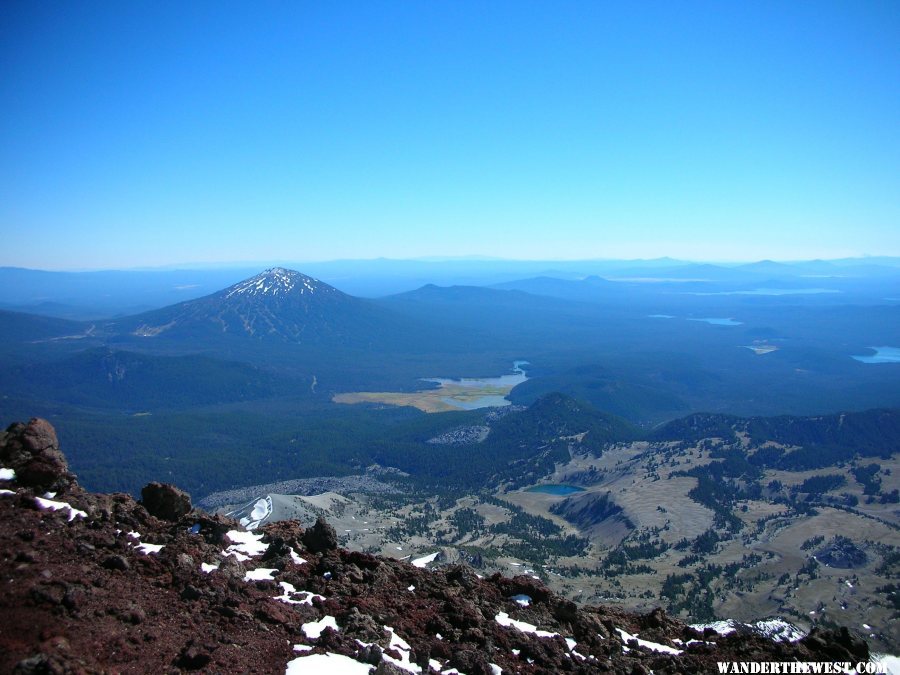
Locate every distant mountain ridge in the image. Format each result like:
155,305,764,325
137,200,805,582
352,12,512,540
3,256,899,319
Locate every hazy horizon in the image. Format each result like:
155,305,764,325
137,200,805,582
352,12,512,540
6,252,900,275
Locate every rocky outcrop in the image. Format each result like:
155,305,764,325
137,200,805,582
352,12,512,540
301,515,338,553
141,482,192,521
0,418,77,493
0,419,880,674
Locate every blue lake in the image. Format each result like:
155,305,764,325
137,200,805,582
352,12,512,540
852,347,900,364
689,317,743,326
441,394,511,410
526,484,585,496
423,360,530,410
687,288,839,296
424,360,529,390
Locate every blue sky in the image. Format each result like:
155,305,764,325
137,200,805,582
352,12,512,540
2,2,898,269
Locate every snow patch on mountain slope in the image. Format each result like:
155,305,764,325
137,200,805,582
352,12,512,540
412,551,440,568
240,496,272,530
691,618,805,642
225,268,327,299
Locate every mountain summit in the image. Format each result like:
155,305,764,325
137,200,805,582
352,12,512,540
223,267,333,300
110,268,369,343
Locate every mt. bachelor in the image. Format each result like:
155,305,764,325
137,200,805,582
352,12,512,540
107,268,375,344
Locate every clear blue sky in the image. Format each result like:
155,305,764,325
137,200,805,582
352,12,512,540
2,1,898,269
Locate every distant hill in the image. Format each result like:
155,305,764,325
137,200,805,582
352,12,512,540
490,275,619,302
0,309,86,344
650,408,900,468
508,363,690,423
380,280,609,322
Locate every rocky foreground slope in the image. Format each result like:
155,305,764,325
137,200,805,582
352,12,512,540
0,419,876,674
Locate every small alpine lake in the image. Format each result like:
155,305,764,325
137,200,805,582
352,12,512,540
852,347,900,364
525,484,585,496
689,317,743,326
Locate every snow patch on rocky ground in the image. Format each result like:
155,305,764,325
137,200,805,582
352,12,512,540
382,625,421,673
616,628,682,655
34,496,86,521
135,541,164,554
243,567,277,581
301,615,339,640
275,582,323,606
120,530,164,555
224,529,268,560
495,611,559,638
284,652,370,675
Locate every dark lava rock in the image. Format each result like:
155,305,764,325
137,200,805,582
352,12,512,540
141,482,192,521
343,606,386,642
261,535,293,562
359,643,383,665
449,648,493,675
217,554,246,580
102,554,130,572
175,642,212,670
13,653,66,675
187,512,238,545
0,419,76,494
181,584,203,601
445,563,481,591
499,573,553,605
301,516,338,553
802,627,869,661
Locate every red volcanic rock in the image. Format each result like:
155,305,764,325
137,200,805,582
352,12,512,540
1,418,77,493
141,481,192,521
0,418,877,674
301,515,338,553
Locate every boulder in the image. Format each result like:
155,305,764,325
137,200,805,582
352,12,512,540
140,482,192,521
0,419,76,493
301,516,338,553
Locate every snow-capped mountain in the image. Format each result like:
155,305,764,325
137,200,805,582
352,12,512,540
107,268,375,343
223,268,333,300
